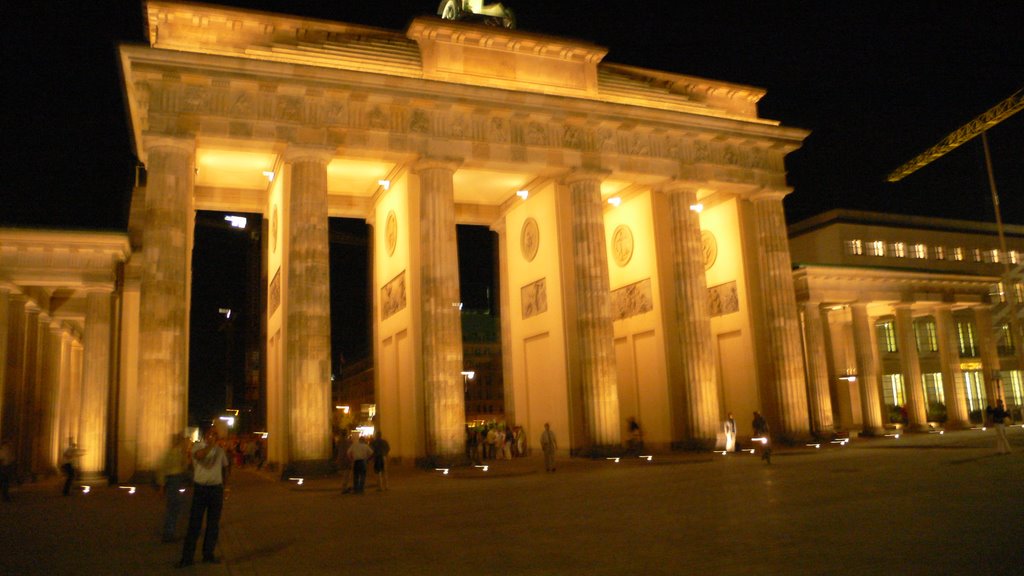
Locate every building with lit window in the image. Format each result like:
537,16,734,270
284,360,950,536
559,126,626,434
790,210,1024,432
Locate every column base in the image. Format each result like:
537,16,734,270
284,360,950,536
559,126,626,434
281,459,336,479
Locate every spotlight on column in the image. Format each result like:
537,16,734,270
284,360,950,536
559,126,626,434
805,443,821,449
639,455,653,461
224,215,247,229
516,190,529,200
607,197,622,207
218,308,232,319
884,433,900,439
689,203,703,213
378,179,391,190
81,486,91,494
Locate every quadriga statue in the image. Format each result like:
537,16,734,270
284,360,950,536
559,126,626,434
437,0,516,29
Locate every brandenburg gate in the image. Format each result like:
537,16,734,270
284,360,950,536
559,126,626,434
24,1,818,479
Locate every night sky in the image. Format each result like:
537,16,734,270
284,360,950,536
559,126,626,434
2,1,1021,420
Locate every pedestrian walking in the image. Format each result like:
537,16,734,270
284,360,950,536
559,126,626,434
724,413,737,453
752,411,771,464
0,441,14,502
178,424,230,567
347,435,374,494
370,431,390,491
986,399,1013,455
60,438,83,496
158,434,191,542
540,423,557,472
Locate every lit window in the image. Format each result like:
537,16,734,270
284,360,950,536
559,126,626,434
910,244,927,259
997,323,1015,356
957,320,977,357
914,318,938,353
877,320,897,353
984,248,1000,263
952,247,964,261
867,240,885,257
882,374,906,409
933,246,946,260
972,248,982,262
845,239,864,256
889,242,906,258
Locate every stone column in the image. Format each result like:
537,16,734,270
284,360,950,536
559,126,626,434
413,159,466,460
934,305,968,428
897,303,929,428
972,305,1002,403
80,289,113,479
492,220,516,426
0,286,8,437
894,304,927,430
54,328,74,469
67,340,85,454
19,303,40,479
564,171,620,448
36,322,63,471
850,303,885,435
2,296,27,447
750,191,810,440
137,136,194,472
283,148,333,465
800,301,835,436
664,185,719,443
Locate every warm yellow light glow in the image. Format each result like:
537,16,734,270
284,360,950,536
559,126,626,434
689,203,703,213
752,437,768,444
461,371,475,380
288,477,304,485
517,190,529,200
606,457,620,463
356,425,375,437
82,486,91,494
378,179,391,190
219,416,235,427
608,197,622,207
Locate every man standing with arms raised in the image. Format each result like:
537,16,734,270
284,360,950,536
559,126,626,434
178,424,230,567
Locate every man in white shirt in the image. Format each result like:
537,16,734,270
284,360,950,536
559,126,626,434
178,425,230,568
346,436,374,494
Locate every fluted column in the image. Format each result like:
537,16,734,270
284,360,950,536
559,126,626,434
894,304,927,430
800,301,835,436
80,289,113,478
850,303,885,435
664,185,719,443
284,148,333,463
137,136,194,471
36,322,63,470
413,159,467,460
0,287,8,437
564,172,620,448
934,305,968,428
2,296,27,449
54,328,74,469
67,340,84,452
18,304,40,479
750,191,810,440
972,305,1002,403
493,220,516,426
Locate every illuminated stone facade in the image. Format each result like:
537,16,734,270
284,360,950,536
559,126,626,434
790,210,1024,433
2,1,829,480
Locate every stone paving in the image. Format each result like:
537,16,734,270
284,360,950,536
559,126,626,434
2,428,1022,576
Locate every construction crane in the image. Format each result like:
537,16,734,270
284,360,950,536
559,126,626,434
887,88,1023,182
887,88,1024,404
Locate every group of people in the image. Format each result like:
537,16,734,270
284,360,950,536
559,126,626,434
337,430,391,494
465,424,525,463
723,411,771,463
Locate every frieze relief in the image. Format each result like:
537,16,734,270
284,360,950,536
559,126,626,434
521,278,547,319
141,78,785,174
381,271,406,320
611,278,653,321
708,281,739,317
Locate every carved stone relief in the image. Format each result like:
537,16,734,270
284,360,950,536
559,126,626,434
521,218,539,262
521,278,547,319
701,230,717,270
385,211,398,257
269,268,281,315
708,281,739,317
611,225,634,267
381,271,406,320
611,278,653,321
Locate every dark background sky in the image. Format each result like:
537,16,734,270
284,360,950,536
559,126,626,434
2,1,1021,422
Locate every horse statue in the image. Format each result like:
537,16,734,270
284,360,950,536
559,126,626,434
437,0,516,29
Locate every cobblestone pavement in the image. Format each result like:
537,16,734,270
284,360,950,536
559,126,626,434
2,428,1022,575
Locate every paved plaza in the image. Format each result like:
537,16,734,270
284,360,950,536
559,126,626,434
2,428,1022,576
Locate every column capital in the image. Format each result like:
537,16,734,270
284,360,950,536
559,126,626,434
282,145,335,164
141,134,195,162
748,187,792,203
655,178,703,195
560,168,610,186
411,156,462,174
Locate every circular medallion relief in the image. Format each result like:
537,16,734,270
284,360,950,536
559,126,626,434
701,230,718,270
385,211,398,257
611,225,634,267
270,205,279,255
520,218,539,262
